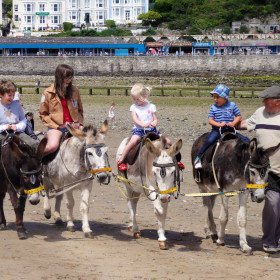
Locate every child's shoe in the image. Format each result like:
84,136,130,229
194,157,202,169
177,162,185,170
117,160,127,171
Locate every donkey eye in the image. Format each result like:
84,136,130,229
250,170,256,176
87,152,93,156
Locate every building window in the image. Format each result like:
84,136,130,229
84,0,90,8
125,11,130,20
52,3,60,12
134,0,141,3
70,0,77,8
114,8,120,17
15,15,19,21
14,5,18,12
113,0,120,3
69,11,77,20
96,11,104,20
24,4,32,12
51,15,60,24
96,0,103,8
125,0,130,4
25,15,32,23
40,16,45,24
39,4,45,12
135,8,142,16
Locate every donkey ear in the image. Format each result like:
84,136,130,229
9,141,26,161
144,138,161,157
167,139,183,157
265,142,280,157
67,124,86,139
249,138,257,158
100,119,109,135
36,137,48,159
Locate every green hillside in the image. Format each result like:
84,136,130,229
151,0,280,30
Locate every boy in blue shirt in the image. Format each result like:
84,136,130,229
194,84,249,169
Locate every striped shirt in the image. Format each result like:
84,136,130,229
208,101,241,127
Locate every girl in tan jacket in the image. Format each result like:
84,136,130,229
39,64,84,156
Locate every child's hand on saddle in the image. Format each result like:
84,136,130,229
227,122,235,127
219,122,227,127
71,122,80,129
6,124,17,131
150,121,157,127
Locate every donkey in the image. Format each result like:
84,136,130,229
0,135,47,239
43,121,111,238
116,135,182,250
191,133,279,254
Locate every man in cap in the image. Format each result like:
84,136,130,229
238,85,280,253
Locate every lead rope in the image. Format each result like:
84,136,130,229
212,141,223,192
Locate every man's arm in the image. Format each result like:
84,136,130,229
236,119,247,130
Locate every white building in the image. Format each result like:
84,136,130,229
0,0,2,26
12,0,149,31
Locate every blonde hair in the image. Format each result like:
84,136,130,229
130,83,151,103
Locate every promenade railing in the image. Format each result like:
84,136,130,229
18,85,265,98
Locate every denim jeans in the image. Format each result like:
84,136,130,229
197,127,250,158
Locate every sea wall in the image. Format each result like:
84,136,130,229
0,55,279,76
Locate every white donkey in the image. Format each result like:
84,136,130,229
116,135,182,249
43,121,111,238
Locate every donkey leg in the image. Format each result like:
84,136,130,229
79,184,93,238
238,191,252,254
43,195,51,219
8,188,27,239
126,186,140,238
54,194,64,225
0,192,7,230
203,196,218,242
65,190,76,233
217,196,229,246
153,198,169,250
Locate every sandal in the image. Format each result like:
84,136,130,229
117,161,127,171
177,162,185,170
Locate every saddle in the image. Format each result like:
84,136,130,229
42,132,72,165
123,132,160,166
123,132,182,166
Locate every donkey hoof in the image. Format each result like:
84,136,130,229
84,232,94,238
128,226,133,232
0,224,7,230
67,226,75,232
17,229,27,240
44,210,51,220
133,232,141,239
211,234,218,243
158,241,168,250
241,247,253,255
55,219,63,226
216,241,225,246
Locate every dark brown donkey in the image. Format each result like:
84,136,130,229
0,135,47,239
191,133,279,254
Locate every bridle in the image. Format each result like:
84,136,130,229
83,142,111,185
138,138,180,201
245,160,270,190
152,161,180,198
59,141,111,185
